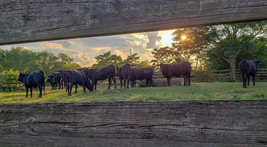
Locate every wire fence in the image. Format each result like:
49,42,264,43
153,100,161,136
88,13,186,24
153,69,267,82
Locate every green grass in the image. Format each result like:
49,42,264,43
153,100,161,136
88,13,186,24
0,82,267,103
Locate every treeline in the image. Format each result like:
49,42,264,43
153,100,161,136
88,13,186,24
0,47,81,75
0,47,153,77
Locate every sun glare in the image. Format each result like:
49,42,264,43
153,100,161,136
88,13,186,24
158,30,176,47
155,41,161,46
181,35,187,40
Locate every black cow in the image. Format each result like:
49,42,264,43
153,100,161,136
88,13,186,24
117,64,131,89
46,75,56,90
46,72,64,90
129,68,154,87
18,70,46,98
68,70,93,96
53,72,64,90
160,62,191,86
91,65,116,90
78,68,97,81
60,70,72,93
239,59,261,88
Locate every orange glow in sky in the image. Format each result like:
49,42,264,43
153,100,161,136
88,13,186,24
181,35,187,40
158,30,176,47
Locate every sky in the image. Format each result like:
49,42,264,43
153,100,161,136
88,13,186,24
0,29,176,67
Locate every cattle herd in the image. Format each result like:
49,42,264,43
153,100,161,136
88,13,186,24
18,59,260,98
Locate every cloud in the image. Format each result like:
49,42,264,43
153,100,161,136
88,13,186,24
145,32,161,49
52,40,71,48
0,30,170,67
114,49,128,59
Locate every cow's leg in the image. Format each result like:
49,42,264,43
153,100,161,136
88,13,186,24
95,81,97,90
253,75,256,86
108,78,112,89
243,74,247,88
247,75,250,86
92,79,97,90
30,87,33,97
146,79,149,87
75,84,78,94
120,79,123,89
25,87,28,98
38,85,42,98
188,74,191,86
112,76,117,89
67,83,70,95
131,80,134,87
127,79,130,89
183,75,188,86
66,83,68,92
133,80,136,87
124,79,126,89
69,83,73,96
83,87,86,93
167,78,171,86
150,78,153,87
184,74,191,86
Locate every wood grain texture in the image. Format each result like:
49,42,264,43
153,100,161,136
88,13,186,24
1,101,267,146
1,0,267,45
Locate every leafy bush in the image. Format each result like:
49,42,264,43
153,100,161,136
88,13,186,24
0,69,22,92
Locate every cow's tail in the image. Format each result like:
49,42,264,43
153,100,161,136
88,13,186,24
126,64,131,78
112,65,117,77
40,70,46,91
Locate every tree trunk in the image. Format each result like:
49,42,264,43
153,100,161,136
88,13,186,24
229,57,236,81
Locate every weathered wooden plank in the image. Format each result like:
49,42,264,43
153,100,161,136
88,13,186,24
1,0,267,45
1,101,267,146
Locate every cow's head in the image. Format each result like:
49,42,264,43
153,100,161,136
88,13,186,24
116,66,120,76
46,75,54,83
160,63,167,72
85,78,94,92
255,60,261,65
18,73,25,82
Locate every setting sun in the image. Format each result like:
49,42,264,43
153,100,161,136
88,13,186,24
181,35,187,40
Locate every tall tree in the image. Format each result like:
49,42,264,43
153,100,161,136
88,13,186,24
151,46,181,69
92,51,122,68
207,22,267,80
121,53,140,67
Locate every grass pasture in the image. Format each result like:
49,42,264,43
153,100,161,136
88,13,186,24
0,82,267,103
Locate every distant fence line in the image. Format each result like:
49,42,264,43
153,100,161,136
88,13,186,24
153,68,267,82
0,75,23,91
